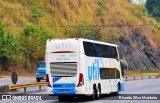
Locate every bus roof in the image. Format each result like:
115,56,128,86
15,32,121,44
47,38,118,47
80,38,118,47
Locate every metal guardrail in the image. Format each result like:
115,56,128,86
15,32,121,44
124,73,160,81
8,73,160,93
8,82,46,93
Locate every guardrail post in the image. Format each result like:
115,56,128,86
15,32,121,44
24,87,26,93
39,85,42,91
126,77,127,81
141,76,143,80
149,75,150,79
134,76,135,80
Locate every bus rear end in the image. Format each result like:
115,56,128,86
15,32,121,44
46,38,83,96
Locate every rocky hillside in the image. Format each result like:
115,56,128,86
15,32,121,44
0,0,160,71
118,31,160,70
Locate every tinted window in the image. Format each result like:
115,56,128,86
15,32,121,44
83,41,98,57
120,61,124,77
100,68,107,79
110,68,115,79
110,46,117,58
118,47,123,59
83,41,118,60
100,68,120,79
39,62,46,67
116,69,120,79
95,44,108,57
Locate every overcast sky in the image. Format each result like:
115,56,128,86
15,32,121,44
132,0,146,4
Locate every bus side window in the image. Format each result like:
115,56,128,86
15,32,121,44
83,41,98,57
120,61,124,77
106,46,110,58
106,68,110,79
115,52,119,61
100,68,107,79
110,46,119,60
116,69,120,78
110,68,115,79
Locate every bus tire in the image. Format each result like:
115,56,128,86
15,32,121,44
36,78,41,82
115,84,120,95
58,96,65,101
95,85,101,100
89,86,96,100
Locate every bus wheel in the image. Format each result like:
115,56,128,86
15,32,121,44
36,78,41,82
58,96,65,101
89,86,96,100
115,84,120,95
96,86,101,100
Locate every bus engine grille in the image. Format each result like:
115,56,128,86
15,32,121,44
50,62,77,77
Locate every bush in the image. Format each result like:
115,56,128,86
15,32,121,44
31,6,44,18
20,24,50,69
145,0,160,17
0,22,17,71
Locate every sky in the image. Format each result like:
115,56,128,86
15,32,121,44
132,0,146,4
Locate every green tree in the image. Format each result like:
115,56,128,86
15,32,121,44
20,24,50,69
145,0,160,17
0,22,17,71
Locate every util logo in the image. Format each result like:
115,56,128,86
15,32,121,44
55,41,71,49
88,59,100,81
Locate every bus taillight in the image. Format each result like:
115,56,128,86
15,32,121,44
77,73,84,87
46,74,51,87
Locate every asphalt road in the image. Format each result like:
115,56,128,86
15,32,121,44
0,75,156,86
0,77,160,103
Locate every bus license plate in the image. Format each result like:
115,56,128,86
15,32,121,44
62,90,67,92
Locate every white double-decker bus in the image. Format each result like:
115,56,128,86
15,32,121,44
46,38,126,101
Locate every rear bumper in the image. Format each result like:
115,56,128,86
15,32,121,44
46,85,92,96
36,75,46,79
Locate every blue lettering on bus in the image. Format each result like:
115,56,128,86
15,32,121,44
55,41,71,49
88,58,100,81
88,67,92,80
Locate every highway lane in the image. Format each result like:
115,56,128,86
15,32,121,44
0,75,156,86
0,75,157,92
1,78,160,103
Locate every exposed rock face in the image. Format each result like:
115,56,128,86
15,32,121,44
118,33,160,70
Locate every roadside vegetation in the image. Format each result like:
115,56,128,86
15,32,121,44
0,0,160,75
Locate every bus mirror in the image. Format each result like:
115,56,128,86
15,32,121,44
120,60,128,70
